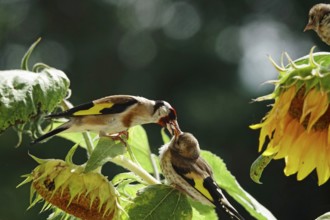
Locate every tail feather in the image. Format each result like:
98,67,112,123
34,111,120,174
45,112,68,119
203,177,245,220
31,125,69,145
215,201,245,220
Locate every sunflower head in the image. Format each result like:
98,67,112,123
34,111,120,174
18,155,120,219
251,48,330,185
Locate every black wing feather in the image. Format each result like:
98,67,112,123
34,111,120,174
47,99,138,118
47,101,94,118
203,177,245,220
100,99,138,114
31,125,68,145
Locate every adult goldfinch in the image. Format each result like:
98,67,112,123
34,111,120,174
32,95,178,144
159,132,244,220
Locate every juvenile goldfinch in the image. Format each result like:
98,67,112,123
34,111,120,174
304,3,330,45
32,95,178,144
159,132,244,220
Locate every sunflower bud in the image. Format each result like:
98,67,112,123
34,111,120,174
18,156,120,219
251,48,330,185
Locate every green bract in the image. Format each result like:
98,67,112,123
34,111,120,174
257,48,330,102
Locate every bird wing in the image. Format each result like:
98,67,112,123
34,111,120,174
48,95,139,118
173,157,244,220
172,159,216,203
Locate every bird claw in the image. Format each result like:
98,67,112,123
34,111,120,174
100,130,129,146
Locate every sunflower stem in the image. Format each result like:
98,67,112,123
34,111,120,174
82,132,94,157
150,153,160,181
126,143,139,164
110,155,160,185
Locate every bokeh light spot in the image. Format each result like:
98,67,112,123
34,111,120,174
238,19,313,95
162,2,201,40
118,31,157,69
215,26,242,64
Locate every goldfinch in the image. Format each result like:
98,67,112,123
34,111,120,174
32,95,178,144
159,132,244,220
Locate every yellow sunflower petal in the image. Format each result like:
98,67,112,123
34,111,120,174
274,117,303,159
327,124,330,145
257,125,268,152
263,141,280,156
252,51,330,185
284,155,299,176
263,116,292,156
257,119,277,152
316,140,330,185
301,89,329,132
276,86,297,119
284,131,312,176
296,132,322,180
327,146,330,175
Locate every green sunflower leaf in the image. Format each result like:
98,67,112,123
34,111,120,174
126,184,192,220
112,172,146,209
200,150,276,220
161,128,171,144
84,137,126,173
316,212,330,220
127,126,154,173
190,199,217,220
0,39,70,136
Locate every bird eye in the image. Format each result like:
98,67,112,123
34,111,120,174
168,109,177,120
311,15,315,21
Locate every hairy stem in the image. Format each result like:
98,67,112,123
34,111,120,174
111,155,160,185
82,132,94,157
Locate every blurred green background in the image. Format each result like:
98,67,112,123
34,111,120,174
0,0,329,219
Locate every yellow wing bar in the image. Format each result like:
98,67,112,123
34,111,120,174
73,102,114,116
185,172,213,201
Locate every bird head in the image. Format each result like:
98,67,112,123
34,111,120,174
154,100,182,136
304,3,330,32
170,132,200,161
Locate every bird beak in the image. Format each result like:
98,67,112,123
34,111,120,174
304,22,313,32
167,120,182,137
159,117,182,137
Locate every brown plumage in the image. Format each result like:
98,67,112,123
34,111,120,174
159,133,244,220
305,3,330,45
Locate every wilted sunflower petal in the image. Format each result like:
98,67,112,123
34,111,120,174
18,158,120,220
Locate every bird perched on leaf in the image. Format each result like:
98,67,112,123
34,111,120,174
159,132,244,220
32,95,178,144
304,3,330,45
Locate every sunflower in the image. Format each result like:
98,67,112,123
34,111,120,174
18,154,120,220
251,48,330,185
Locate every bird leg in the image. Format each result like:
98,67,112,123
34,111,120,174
99,130,129,146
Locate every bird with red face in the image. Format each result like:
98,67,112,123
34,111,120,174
32,95,179,144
